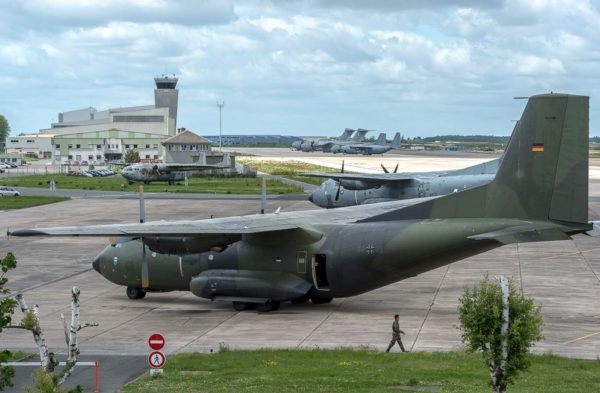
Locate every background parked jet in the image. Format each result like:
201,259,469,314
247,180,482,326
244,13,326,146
291,128,355,151
12,94,592,313
304,157,500,208
328,128,370,153
336,132,402,155
121,162,224,185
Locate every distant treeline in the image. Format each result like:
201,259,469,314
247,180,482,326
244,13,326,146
408,135,600,143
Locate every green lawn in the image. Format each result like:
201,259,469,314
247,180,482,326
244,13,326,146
123,349,600,393
0,175,303,195
237,159,342,186
0,196,70,210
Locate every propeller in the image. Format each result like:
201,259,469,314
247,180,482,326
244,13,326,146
381,163,399,173
139,185,149,289
334,160,345,202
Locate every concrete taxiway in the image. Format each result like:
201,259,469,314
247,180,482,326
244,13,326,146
1,152,599,390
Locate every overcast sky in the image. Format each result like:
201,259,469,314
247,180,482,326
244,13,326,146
1,0,599,137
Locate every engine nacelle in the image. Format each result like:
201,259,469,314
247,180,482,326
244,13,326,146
144,235,240,255
339,180,378,190
190,269,312,302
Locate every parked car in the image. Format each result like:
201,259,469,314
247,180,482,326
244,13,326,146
81,161,89,166
0,186,20,196
68,170,93,177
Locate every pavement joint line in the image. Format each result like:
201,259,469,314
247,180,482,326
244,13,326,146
172,308,241,353
2,267,93,299
536,246,600,261
561,330,600,345
79,290,191,346
296,299,346,348
410,264,450,352
575,242,600,284
546,323,600,331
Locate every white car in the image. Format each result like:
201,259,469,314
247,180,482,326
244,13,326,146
0,186,20,196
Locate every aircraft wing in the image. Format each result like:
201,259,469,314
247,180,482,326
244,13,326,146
10,217,302,237
161,164,225,173
300,172,414,182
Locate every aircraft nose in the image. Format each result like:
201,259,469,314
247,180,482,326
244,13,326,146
308,193,314,203
92,254,101,273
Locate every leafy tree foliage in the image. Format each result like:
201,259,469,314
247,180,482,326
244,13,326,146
124,149,140,163
0,253,18,390
458,275,543,393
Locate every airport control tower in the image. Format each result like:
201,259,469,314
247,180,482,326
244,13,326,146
154,75,179,135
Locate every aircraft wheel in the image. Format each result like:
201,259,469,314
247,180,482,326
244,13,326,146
126,287,146,299
232,301,253,311
256,301,280,312
311,297,332,304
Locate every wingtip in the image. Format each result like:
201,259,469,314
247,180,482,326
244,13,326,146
8,229,48,237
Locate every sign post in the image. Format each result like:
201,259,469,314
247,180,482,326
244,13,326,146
148,333,166,376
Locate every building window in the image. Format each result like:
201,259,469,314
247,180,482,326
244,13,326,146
96,155,102,160
181,145,188,151
76,144,80,148
68,155,72,160
97,144,101,149
145,144,150,148
88,155,93,160
133,144,138,148
153,144,158,148
55,144,60,148
125,144,130,149
153,155,158,159
191,145,197,151
68,144,73,148
167,145,172,151
10,139,18,143
145,155,150,159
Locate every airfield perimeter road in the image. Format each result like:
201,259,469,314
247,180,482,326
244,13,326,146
1,150,599,391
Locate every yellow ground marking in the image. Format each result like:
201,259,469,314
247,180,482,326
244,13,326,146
561,331,600,345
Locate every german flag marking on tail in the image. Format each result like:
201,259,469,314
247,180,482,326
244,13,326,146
531,143,544,152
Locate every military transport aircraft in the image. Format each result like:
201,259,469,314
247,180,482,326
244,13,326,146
334,132,402,155
305,157,500,208
291,128,356,152
120,162,224,185
11,94,594,313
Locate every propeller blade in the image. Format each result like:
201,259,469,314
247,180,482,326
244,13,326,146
139,185,145,223
141,240,149,289
341,160,345,174
381,164,389,173
335,182,342,201
393,163,399,173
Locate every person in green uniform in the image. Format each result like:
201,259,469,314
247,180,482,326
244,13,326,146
386,314,406,352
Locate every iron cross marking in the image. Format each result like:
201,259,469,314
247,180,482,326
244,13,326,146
365,243,376,255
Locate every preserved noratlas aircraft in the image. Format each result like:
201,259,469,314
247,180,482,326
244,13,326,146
305,157,500,208
120,162,224,185
12,94,594,312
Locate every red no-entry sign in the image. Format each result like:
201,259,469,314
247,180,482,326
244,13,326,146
148,333,165,350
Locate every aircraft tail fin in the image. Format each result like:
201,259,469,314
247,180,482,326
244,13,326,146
376,133,386,145
339,128,355,141
391,132,401,148
354,128,369,142
363,94,589,225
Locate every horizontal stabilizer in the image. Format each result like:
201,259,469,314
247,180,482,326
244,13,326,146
468,224,573,244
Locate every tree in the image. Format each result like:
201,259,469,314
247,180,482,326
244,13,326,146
0,115,9,146
124,149,140,163
458,275,543,393
0,252,18,390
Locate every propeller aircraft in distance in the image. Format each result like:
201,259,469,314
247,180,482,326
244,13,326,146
120,162,226,185
11,94,596,312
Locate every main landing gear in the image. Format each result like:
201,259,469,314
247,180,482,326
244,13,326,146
126,286,146,299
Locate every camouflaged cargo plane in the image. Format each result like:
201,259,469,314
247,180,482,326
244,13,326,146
12,93,595,312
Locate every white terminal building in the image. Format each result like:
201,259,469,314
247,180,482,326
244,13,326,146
6,76,180,163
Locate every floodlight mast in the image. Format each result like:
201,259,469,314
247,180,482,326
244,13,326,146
216,100,225,151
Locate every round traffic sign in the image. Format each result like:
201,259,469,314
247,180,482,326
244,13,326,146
148,351,166,368
148,333,165,350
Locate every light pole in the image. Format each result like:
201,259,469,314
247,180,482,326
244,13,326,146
216,100,224,151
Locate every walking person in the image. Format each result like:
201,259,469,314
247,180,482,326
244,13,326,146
386,314,406,352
